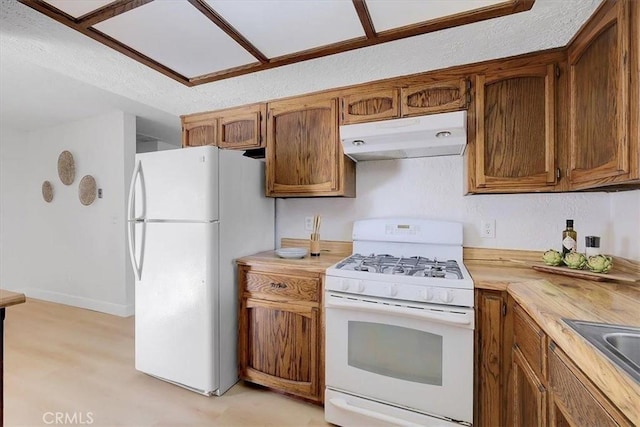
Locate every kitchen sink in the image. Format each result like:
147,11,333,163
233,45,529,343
563,319,640,383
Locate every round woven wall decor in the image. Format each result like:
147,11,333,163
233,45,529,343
42,180,53,203
78,175,97,206
57,150,75,185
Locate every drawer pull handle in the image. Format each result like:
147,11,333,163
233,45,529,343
270,282,287,289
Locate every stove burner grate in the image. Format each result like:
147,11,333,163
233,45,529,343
336,253,463,279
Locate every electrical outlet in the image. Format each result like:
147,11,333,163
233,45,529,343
305,216,314,231
481,219,496,238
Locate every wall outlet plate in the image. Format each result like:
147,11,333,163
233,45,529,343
305,216,314,231
481,219,496,238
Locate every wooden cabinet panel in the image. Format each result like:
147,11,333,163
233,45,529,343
181,113,217,148
401,78,469,116
340,88,400,124
473,63,558,192
548,343,632,427
241,298,320,400
474,290,512,427
238,265,324,403
266,95,355,197
244,271,319,302
218,103,266,150
513,346,547,427
513,304,547,380
568,0,637,189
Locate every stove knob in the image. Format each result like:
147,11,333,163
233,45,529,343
439,290,454,303
340,279,350,291
420,289,434,301
357,281,366,293
387,284,398,297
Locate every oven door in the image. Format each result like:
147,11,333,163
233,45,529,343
325,292,474,424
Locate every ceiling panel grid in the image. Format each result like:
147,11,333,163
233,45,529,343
21,0,536,86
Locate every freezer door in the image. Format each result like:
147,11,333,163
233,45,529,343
132,146,219,221
135,221,219,394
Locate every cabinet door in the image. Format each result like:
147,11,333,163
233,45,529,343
474,290,512,427
401,78,469,116
217,104,266,150
182,115,217,148
239,297,320,401
548,343,632,427
568,0,636,188
266,96,354,197
473,64,558,192
340,88,400,124
513,347,547,427
474,290,511,427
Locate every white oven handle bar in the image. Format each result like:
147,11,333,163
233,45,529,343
329,398,424,427
325,295,473,328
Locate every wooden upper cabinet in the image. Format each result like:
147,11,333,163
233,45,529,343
182,104,266,150
217,103,266,150
340,88,400,125
472,63,558,193
401,78,470,116
266,94,355,197
568,0,638,189
339,79,470,125
181,112,217,148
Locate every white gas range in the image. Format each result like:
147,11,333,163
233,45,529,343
324,218,474,427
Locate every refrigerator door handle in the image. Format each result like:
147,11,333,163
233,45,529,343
128,160,145,221
127,221,143,280
127,160,146,280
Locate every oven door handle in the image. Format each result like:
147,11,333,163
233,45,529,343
329,398,424,427
325,297,473,327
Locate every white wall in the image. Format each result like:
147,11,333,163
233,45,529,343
0,111,136,315
275,157,640,260
610,191,640,260
0,127,29,282
136,140,177,153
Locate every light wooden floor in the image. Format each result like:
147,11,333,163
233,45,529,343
4,299,329,426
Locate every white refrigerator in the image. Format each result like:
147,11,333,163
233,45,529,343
127,146,274,396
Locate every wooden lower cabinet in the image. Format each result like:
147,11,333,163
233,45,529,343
492,300,634,427
237,265,324,403
474,289,512,427
511,301,548,426
548,343,632,427
513,346,547,427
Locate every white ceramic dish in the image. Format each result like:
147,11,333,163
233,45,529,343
276,248,308,259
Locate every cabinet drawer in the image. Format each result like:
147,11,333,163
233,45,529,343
513,304,546,379
549,343,631,427
244,271,320,302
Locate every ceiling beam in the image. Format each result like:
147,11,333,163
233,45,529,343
77,0,154,28
352,0,376,39
187,0,268,64
374,0,535,41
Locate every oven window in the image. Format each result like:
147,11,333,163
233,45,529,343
348,321,443,385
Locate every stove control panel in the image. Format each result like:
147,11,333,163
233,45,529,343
327,275,474,308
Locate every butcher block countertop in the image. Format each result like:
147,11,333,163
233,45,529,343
467,260,640,426
236,250,345,273
0,289,26,308
236,238,352,273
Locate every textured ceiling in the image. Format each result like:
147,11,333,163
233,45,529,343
0,0,602,137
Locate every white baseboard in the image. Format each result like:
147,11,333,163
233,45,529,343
14,288,134,317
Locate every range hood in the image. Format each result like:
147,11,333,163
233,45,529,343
340,110,467,161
